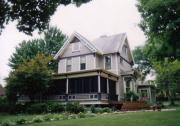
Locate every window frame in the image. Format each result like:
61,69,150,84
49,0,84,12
80,56,86,70
72,42,80,52
66,58,72,72
104,55,111,70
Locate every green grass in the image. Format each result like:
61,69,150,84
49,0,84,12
1,110,180,126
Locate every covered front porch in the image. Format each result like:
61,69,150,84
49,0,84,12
48,69,119,104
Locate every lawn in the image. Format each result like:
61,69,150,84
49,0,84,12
1,109,180,126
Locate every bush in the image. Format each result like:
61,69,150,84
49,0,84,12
43,114,52,121
85,112,96,117
90,105,96,113
1,121,15,126
15,118,27,124
78,112,85,118
26,103,48,114
66,102,84,114
62,113,69,120
102,107,112,113
32,116,44,123
48,102,65,113
125,91,139,101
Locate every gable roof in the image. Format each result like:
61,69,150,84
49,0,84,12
54,32,134,64
54,32,102,59
91,33,126,54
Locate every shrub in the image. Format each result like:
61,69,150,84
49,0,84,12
1,121,15,126
85,112,96,118
62,113,69,120
66,102,84,114
53,114,62,121
90,105,96,113
26,103,48,114
78,112,85,118
102,107,112,113
15,118,27,124
43,114,52,121
125,91,139,101
48,102,65,113
68,114,77,119
32,116,44,123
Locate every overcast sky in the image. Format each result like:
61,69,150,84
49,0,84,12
0,0,146,86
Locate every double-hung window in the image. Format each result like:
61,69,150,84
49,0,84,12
80,56,86,70
105,55,111,69
66,58,72,72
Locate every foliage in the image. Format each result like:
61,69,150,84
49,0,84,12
48,102,65,113
133,46,152,79
0,0,91,35
6,54,52,102
125,91,139,102
155,59,180,105
15,118,27,125
32,116,44,123
137,0,180,61
26,103,48,114
9,26,66,71
66,102,85,114
78,112,86,118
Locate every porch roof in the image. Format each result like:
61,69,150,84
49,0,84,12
53,69,119,81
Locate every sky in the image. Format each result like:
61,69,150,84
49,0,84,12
0,0,146,86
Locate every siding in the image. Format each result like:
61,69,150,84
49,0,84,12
62,41,92,58
58,59,66,73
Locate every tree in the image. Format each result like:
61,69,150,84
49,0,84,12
155,59,180,105
0,0,91,35
137,0,180,61
9,26,66,71
133,46,152,79
6,54,52,102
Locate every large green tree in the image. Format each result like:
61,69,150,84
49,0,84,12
137,0,180,61
155,59,180,104
9,26,66,71
133,46,152,79
0,0,91,35
6,54,52,102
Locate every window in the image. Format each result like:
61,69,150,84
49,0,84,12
80,56,86,70
72,42,80,52
126,80,131,92
105,55,111,69
66,58,72,72
123,45,128,54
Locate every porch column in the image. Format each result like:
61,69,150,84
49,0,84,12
148,87,152,103
98,74,101,93
66,78,69,101
107,78,109,94
66,78,69,94
98,73,101,100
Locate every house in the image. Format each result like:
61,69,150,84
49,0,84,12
48,32,138,105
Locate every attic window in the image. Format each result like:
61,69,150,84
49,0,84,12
123,45,128,54
72,42,80,52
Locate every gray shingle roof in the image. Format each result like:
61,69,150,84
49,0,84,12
91,33,126,54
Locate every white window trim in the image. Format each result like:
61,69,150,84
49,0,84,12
104,54,112,70
80,55,86,70
66,58,72,72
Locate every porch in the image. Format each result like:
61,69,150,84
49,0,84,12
48,69,119,104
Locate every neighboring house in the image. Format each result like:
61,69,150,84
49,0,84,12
137,80,156,103
0,85,5,97
49,32,137,105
